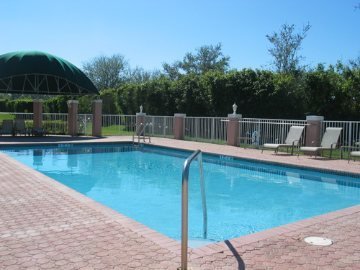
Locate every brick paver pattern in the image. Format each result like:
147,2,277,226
0,154,179,270
0,136,359,269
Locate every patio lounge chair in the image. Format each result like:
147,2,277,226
0,120,14,135
14,119,27,136
262,126,305,155
299,127,342,158
349,151,360,162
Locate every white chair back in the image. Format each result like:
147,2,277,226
320,127,342,148
284,126,305,146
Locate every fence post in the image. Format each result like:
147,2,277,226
152,116,155,135
305,115,324,146
92,100,102,137
348,122,352,148
174,113,186,140
67,100,78,136
33,100,43,129
163,117,166,137
211,118,215,141
227,113,242,146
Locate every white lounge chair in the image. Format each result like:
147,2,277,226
349,151,360,162
262,126,305,155
299,127,342,158
0,120,14,135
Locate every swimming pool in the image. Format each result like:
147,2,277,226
1,143,359,245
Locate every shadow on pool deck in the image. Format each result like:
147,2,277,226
225,240,246,270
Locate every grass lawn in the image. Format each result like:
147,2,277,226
0,113,15,121
101,124,134,136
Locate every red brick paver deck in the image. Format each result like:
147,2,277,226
0,136,359,269
0,153,180,270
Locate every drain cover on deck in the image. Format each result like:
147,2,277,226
304,236,333,246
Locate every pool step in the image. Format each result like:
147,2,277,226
189,238,216,248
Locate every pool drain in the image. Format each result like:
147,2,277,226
304,236,333,246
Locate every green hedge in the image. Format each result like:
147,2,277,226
1,63,359,120
0,118,67,135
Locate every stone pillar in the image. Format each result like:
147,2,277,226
305,115,324,146
174,113,186,140
92,100,102,137
67,100,79,136
33,100,43,129
136,113,146,136
227,114,242,146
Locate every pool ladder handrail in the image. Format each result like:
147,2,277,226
132,123,151,144
180,149,207,270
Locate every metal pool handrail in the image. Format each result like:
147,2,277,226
181,150,207,270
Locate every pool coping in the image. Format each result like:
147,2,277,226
1,140,359,178
146,143,360,178
1,139,360,262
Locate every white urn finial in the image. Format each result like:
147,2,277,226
232,103,237,115
140,105,143,113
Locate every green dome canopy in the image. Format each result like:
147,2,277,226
0,51,98,95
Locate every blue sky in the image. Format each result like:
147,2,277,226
1,0,359,71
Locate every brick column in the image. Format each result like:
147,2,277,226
227,114,242,146
92,100,102,137
305,115,324,146
67,100,78,136
174,113,186,140
33,100,43,129
136,113,146,136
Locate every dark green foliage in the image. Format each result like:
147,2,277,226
163,44,230,79
43,120,67,134
0,98,10,112
196,70,304,118
1,62,360,120
100,89,121,114
144,77,175,115
174,74,211,116
78,95,96,114
304,63,360,120
0,98,33,112
270,72,305,118
43,96,70,113
109,64,359,119
13,98,33,112
339,62,360,119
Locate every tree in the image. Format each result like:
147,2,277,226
267,23,311,73
83,54,128,90
162,62,182,80
100,89,121,114
349,55,360,69
163,43,230,79
126,67,161,83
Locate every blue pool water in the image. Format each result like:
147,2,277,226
1,143,359,244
